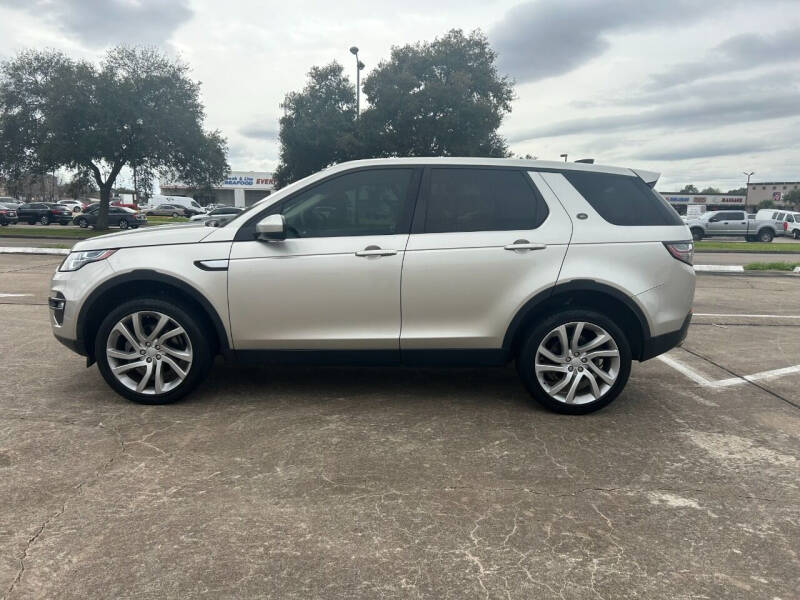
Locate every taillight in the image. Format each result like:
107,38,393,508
664,241,694,266
784,222,788,231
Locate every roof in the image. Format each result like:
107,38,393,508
323,157,659,183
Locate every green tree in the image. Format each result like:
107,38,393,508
0,47,228,229
700,186,721,194
783,189,800,209
679,184,699,193
758,199,775,209
361,29,513,158
273,62,359,188
726,187,746,195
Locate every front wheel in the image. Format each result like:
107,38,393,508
172,212,180,218
77,218,88,228
516,310,632,414
39,215,50,225
94,297,212,404
691,228,703,241
119,219,129,230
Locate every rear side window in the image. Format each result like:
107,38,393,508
563,171,683,226
424,169,548,233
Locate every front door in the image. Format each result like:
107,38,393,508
228,168,420,353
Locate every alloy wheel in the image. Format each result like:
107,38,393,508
106,311,193,395
534,321,620,405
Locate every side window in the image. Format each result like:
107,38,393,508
786,214,795,223
776,212,786,220
731,212,745,220
281,168,415,238
424,169,548,233
563,171,684,226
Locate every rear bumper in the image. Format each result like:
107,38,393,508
640,312,691,361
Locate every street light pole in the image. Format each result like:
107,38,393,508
743,170,754,212
560,153,568,162
349,46,364,118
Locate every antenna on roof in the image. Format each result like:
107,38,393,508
575,158,595,164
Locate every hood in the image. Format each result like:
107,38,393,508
72,223,214,252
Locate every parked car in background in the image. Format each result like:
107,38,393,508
50,157,695,414
74,205,146,229
17,202,73,225
111,200,139,211
189,206,242,223
59,199,88,213
144,204,193,217
687,209,780,242
754,209,793,237
0,202,19,225
0,196,23,206
785,212,800,239
146,194,206,215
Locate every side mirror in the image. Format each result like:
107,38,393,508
204,219,219,228
256,214,286,240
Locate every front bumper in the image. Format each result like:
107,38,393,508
640,312,692,361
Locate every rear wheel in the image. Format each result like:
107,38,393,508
794,230,800,240
39,215,50,225
77,218,88,228
119,219,129,229
691,228,703,241
517,309,632,414
758,229,774,243
172,212,180,218
95,297,212,404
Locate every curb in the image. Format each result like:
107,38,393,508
694,264,743,272
0,246,70,255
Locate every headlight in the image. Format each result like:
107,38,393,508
59,249,117,272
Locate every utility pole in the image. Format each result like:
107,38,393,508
742,171,754,213
349,46,365,117
560,153,568,162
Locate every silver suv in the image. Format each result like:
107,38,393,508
50,158,695,414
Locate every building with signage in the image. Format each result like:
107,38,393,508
161,170,275,207
660,193,745,215
746,182,800,207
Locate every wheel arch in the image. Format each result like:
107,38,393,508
77,270,230,364
503,280,650,361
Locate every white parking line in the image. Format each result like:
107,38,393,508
657,353,800,388
693,313,800,319
0,293,33,297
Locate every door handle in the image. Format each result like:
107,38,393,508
355,245,397,257
504,239,546,251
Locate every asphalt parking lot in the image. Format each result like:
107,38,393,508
1,254,799,599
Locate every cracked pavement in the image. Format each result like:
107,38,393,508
1,255,799,599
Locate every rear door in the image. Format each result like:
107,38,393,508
400,168,571,354
723,211,747,235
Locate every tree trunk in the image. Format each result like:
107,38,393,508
96,186,111,230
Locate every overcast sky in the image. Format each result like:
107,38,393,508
1,0,799,191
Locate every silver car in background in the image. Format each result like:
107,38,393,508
50,158,695,414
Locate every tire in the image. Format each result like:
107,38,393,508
73,206,81,213
39,215,50,225
691,228,703,241
77,218,88,228
0,222,7,226
27,220,36,225
172,212,180,218
131,224,139,229
516,309,632,415
758,229,774,243
119,219,129,230
794,230,800,240
94,297,212,405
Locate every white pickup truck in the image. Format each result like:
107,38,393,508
686,210,782,242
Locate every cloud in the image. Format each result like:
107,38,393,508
2,0,192,47
509,92,800,142
239,122,279,140
637,140,779,162
490,0,742,83
649,27,800,89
